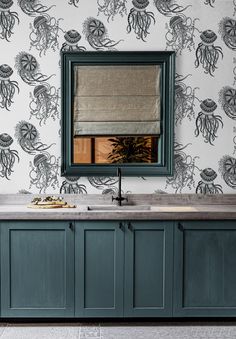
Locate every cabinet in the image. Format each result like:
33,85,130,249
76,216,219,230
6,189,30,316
75,221,124,317
174,221,236,317
75,221,173,317
1,221,74,317
1,218,236,318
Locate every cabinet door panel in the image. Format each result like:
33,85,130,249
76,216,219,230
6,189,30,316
75,221,124,317
124,221,173,317
174,221,236,317
1,221,74,318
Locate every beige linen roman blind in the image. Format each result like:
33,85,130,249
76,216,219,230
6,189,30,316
73,65,161,136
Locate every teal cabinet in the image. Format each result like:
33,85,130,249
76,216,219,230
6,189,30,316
174,221,236,317
124,221,173,317
2,218,236,319
1,221,74,318
75,221,124,317
75,221,173,317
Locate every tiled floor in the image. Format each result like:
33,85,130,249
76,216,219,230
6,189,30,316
0,323,236,339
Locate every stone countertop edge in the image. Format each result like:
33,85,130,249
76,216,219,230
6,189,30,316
0,194,235,220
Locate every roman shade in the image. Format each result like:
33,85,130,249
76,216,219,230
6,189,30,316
73,65,161,136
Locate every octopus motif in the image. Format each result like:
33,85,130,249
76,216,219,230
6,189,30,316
196,168,223,194
68,0,79,7
219,17,236,51
0,133,19,180
165,15,198,55
61,30,86,52
97,0,127,21
29,84,60,125
0,0,19,41
219,86,236,120
195,99,223,145
219,155,236,189
204,0,215,7
154,0,190,16
127,0,155,41
15,52,53,86
29,14,61,56
15,121,54,154
29,153,59,193
88,176,118,194
166,142,200,193
60,177,87,194
0,64,19,110
83,17,121,50
175,73,199,125
195,30,223,76
17,0,54,16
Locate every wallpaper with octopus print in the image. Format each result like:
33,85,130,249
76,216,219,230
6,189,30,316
0,0,236,194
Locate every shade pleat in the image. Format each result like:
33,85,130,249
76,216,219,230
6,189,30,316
73,65,161,136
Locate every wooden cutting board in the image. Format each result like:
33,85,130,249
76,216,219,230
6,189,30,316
27,203,76,209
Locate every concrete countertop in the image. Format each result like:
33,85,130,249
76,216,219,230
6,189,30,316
0,203,235,220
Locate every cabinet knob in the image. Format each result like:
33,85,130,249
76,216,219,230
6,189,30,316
69,222,74,231
127,222,133,231
178,222,184,231
119,222,124,231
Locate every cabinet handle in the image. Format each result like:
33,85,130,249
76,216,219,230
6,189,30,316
127,222,133,231
119,222,124,231
178,222,184,231
69,222,74,231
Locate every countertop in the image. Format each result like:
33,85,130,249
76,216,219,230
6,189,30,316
0,203,236,220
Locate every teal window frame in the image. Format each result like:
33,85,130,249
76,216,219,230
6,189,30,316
61,51,175,176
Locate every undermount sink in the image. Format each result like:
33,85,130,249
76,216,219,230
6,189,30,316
87,205,198,212
150,206,198,212
87,205,151,211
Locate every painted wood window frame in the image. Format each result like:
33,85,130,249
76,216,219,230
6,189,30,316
61,51,175,176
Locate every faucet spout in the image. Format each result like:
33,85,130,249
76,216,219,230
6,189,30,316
112,168,128,206
117,168,122,206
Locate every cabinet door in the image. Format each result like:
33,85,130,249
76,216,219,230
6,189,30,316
1,221,74,317
174,221,236,317
124,221,173,317
75,221,124,317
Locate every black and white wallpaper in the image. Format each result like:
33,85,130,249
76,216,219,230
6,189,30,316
0,0,236,194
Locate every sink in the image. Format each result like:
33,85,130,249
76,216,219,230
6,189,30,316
150,206,198,212
87,205,197,212
87,205,151,211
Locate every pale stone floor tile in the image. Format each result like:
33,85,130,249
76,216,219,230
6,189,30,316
2,323,236,339
79,324,101,339
100,323,236,339
0,324,7,338
1,324,80,339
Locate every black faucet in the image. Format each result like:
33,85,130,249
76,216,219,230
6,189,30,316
112,168,128,206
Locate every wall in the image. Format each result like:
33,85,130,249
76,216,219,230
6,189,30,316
0,0,236,194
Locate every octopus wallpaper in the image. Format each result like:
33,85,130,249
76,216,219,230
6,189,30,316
0,0,236,194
